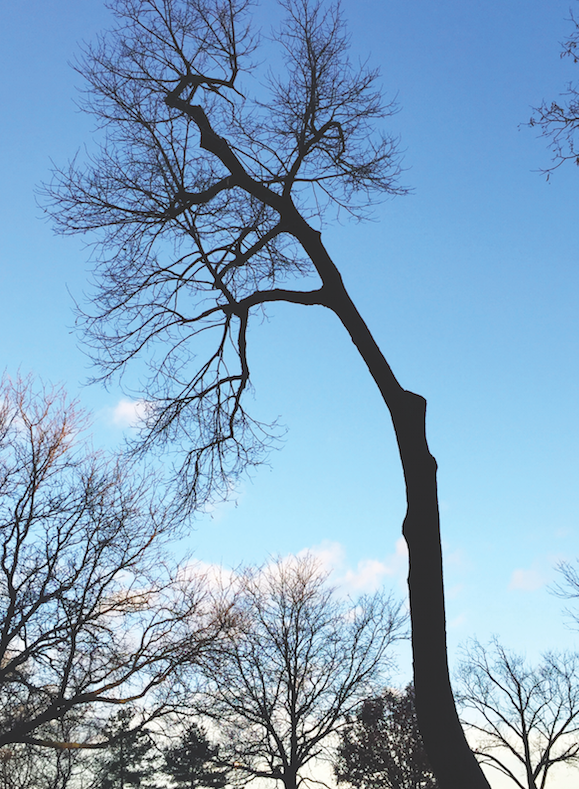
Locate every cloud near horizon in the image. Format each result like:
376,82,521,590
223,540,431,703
300,538,409,595
177,539,410,599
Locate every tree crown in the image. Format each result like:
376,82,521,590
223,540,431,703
41,0,406,512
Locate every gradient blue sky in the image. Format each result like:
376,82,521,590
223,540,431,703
2,0,579,765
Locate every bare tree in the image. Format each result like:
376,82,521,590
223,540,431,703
0,742,73,789
0,375,218,752
551,558,579,619
0,731,87,789
530,4,579,176
189,555,406,789
41,1,491,784
455,638,579,789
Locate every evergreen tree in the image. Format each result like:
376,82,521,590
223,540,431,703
163,724,228,789
335,685,438,789
92,709,157,789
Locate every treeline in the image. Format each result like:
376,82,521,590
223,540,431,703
2,377,579,789
0,377,408,788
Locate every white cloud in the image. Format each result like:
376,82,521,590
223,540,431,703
297,537,408,596
343,558,393,593
180,540,410,602
508,567,545,592
389,537,409,573
111,398,150,428
298,540,346,572
178,559,235,591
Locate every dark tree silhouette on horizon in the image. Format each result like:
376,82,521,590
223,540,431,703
42,1,491,785
335,684,439,789
185,556,406,789
456,639,579,789
163,723,229,789
90,708,157,789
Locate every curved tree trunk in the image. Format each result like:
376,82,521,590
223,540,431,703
294,223,491,789
171,96,490,785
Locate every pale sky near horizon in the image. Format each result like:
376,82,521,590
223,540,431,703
2,2,579,785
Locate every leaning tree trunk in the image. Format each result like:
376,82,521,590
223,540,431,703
296,222,491,789
169,89,490,786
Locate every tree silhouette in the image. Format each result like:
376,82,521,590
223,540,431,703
188,556,406,789
456,639,579,789
91,709,157,789
530,4,579,176
42,1,491,784
552,558,579,623
0,739,80,789
163,723,228,789
335,685,439,789
0,375,220,751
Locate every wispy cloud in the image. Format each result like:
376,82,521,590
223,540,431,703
185,541,409,601
111,398,150,427
508,567,545,592
298,540,346,573
343,558,394,593
448,612,467,629
178,559,236,591
298,538,408,595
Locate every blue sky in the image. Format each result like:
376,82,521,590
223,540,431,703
2,0,579,753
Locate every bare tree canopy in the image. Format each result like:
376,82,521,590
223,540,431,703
41,0,404,510
190,556,407,789
0,375,219,751
530,5,579,176
551,558,579,624
455,638,579,789
0,737,82,789
41,1,492,785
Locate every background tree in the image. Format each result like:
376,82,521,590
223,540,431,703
90,708,158,789
455,638,579,789
42,0,492,784
0,712,95,789
530,4,579,175
334,684,438,789
163,722,229,789
0,742,79,789
551,558,579,621
0,375,219,751
189,555,406,789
